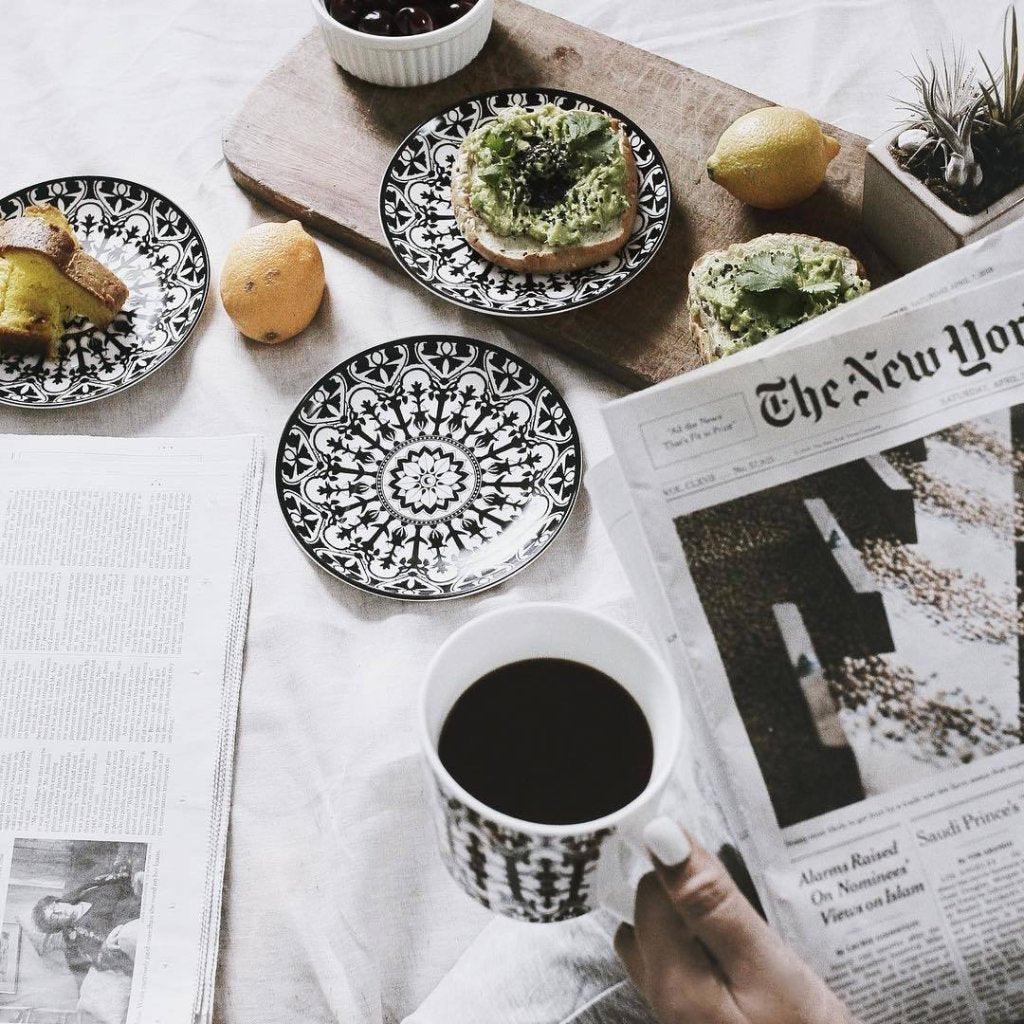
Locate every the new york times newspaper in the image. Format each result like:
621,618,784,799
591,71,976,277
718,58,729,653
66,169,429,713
597,228,1024,1024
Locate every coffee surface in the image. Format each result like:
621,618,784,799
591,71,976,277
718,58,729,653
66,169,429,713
438,658,654,825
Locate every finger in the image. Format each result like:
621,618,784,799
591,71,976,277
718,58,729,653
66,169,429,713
633,873,729,1008
614,923,644,989
633,872,715,975
643,818,774,978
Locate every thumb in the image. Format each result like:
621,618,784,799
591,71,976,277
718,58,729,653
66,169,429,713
642,818,774,978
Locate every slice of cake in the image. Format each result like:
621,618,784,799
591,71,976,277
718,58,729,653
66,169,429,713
0,253,65,357
0,206,129,359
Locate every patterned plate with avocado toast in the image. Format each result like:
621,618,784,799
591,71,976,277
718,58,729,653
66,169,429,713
379,89,671,317
0,176,208,409
277,335,581,600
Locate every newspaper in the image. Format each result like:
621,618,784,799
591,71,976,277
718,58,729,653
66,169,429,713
0,434,262,1024
594,232,1024,1024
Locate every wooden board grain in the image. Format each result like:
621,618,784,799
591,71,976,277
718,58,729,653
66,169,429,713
223,0,894,388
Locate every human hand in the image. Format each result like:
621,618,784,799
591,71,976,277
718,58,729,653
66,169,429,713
614,819,855,1024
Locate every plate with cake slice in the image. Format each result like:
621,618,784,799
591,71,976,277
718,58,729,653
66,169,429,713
0,176,208,409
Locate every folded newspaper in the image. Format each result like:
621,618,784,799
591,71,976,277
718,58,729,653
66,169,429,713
592,221,1024,1024
0,435,262,1024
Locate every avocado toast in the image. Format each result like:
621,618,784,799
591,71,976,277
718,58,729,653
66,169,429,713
451,105,638,274
688,234,870,363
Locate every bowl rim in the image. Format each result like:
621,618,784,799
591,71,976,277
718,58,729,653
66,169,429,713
311,0,492,50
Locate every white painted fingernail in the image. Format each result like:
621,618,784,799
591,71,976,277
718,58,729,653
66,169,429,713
643,817,691,867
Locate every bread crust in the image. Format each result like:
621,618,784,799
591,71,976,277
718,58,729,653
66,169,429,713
451,116,638,274
687,233,868,364
64,250,130,325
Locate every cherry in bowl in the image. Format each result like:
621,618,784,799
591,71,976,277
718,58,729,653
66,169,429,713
328,0,478,35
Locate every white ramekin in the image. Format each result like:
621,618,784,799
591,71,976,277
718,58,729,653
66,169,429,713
311,0,494,87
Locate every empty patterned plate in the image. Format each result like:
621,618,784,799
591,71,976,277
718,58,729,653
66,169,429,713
277,336,581,600
379,89,671,317
0,176,208,409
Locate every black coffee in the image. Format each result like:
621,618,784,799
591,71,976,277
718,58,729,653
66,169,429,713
438,658,654,825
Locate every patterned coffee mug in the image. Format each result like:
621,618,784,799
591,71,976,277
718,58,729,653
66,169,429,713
419,603,682,923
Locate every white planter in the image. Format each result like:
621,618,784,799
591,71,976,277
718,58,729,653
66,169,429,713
863,135,1024,271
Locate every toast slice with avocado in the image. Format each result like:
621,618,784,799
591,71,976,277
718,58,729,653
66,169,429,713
451,106,638,274
688,233,870,363
0,205,129,359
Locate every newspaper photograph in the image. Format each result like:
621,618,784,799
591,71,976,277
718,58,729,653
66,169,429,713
2,839,146,1024
599,254,1024,1024
676,416,1022,829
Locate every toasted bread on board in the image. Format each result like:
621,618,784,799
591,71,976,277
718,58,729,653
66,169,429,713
688,233,867,364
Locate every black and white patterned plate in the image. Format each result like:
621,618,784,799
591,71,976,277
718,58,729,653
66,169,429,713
277,336,581,601
379,89,671,317
0,176,208,409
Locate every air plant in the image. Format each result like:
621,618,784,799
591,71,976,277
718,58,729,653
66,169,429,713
979,6,1024,139
897,48,986,191
886,5,1024,215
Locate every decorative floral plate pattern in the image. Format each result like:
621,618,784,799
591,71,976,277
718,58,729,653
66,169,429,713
379,89,671,317
0,176,208,409
277,336,581,600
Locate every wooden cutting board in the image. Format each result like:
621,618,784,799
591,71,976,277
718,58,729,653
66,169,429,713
223,0,894,389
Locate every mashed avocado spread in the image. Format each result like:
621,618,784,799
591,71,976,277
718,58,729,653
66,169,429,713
693,244,870,355
464,105,629,247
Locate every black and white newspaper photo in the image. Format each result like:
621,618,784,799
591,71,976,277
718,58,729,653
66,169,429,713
675,414,1023,829
1,839,146,1024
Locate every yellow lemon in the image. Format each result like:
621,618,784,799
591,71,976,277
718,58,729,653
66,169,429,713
706,107,841,210
220,220,325,344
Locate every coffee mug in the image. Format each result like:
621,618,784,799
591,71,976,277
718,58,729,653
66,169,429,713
419,602,682,924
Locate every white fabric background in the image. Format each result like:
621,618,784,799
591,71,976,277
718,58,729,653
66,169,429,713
0,1,1010,1022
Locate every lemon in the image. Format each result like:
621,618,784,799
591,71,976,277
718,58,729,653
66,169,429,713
220,220,325,344
706,107,841,210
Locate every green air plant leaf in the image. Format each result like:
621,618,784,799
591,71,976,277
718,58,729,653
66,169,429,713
980,5,1024,136
897,47,985,191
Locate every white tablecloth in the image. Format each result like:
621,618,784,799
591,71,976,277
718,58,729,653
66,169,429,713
1,2,1008,1021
